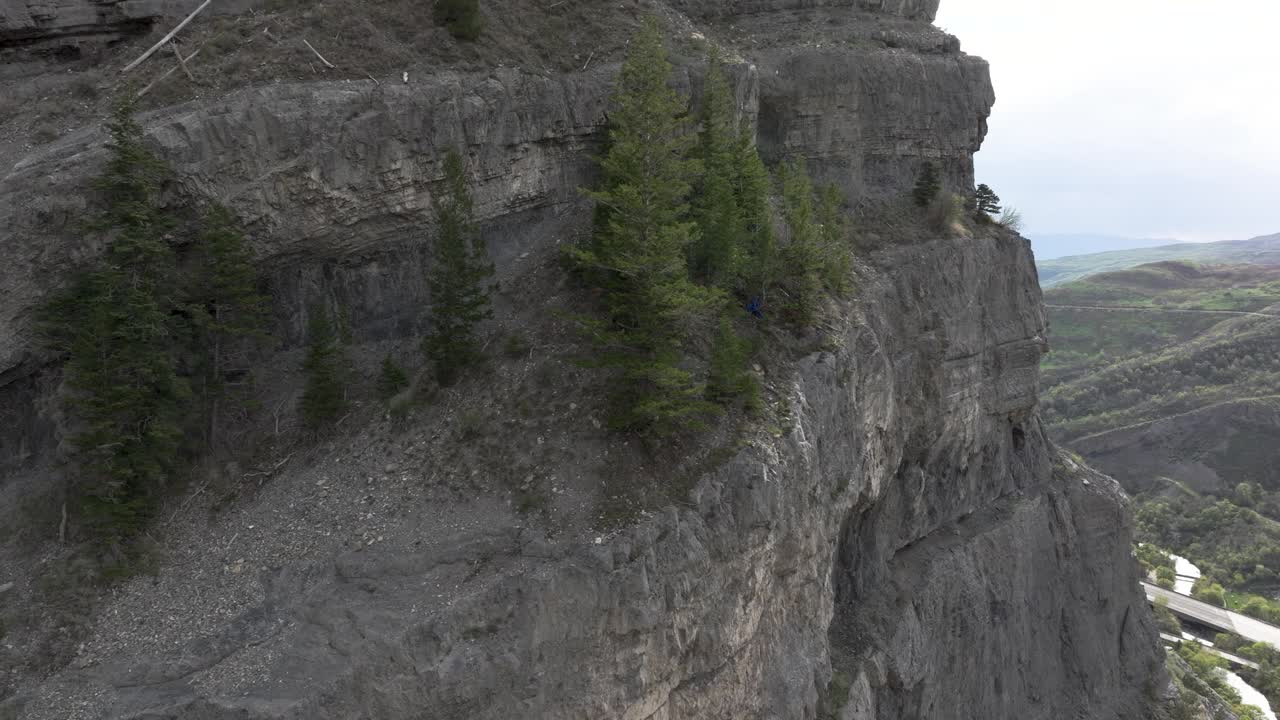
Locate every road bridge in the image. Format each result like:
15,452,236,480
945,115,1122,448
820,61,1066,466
1144,582,1280,650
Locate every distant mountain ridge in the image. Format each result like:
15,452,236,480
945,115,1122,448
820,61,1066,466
1037,232,1280,287
1043,259,1280,494
1029,233,1177,261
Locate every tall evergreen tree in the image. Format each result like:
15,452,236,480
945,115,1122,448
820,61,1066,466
42,99,187,538
706,316,759,410
690,49,741,289
424,147,494,386
572,17,721,433
189,204,269,449
299,303,347,430
913,161,941,207
778,158,825,326
733,129,776,298
376,354,409,400
816,183,853,294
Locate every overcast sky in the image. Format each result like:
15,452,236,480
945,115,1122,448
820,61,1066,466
934,1,1280,243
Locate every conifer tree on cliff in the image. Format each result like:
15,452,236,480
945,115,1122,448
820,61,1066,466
299,303,347,430
733,128,776,298
41,99,187,538
974,183,1002,217
571,17,720,433
913,161,941,207
189,204,270,449
778,158,825,325
691,48,742,289
424,147,494,386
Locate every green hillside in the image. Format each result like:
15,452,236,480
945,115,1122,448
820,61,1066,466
1042,261,1280,388
1038,232,1280,287
1043,260,1280,597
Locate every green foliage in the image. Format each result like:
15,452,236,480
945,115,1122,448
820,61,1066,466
1136,497,1280,594
376,355,409,400
1137,543,1175,575
1191,577,1227,608
1175,640,1270,720
690,49,741,289
912,161,940,207
706,317,760,410
424,148,494,386
434,0,483,40
1231,641,1280,713
734,129,776,297
816,183,853,294
299,304,348,430
777,158,826,326
1152,597,1182,635
974,183,1001,216
41,99,188,541
572,26,861,434
187,204,270,448
1238,595,1280,624
689,47,780,300
570,18,722,434
1156,565,1177,589
1042,263,1280,439
777,160,853,323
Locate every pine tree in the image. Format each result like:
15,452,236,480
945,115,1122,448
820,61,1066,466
572,17,721,433
42,99,187,538
974,183,1002,216
733,129,776,298
424,147,494,386
706,316,759,410
816,184,853,294
690,49,741,289
913,161,941,207
778,158,825,326
189,204,269,449
299,304,347,430
376,355,409,400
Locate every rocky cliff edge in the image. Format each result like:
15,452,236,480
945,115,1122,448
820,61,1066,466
0,1,1166,717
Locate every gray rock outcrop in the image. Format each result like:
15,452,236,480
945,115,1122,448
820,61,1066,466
0,0,158,53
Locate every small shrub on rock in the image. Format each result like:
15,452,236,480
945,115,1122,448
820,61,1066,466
434,0,483,41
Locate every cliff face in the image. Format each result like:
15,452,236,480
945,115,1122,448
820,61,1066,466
0,1,1166,718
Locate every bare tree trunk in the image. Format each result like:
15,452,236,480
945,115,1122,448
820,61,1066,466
209,305,222,451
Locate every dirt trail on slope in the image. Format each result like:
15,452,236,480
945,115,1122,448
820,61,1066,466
1067,394,1280,446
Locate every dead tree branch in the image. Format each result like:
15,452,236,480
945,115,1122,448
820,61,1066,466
122,0,214,73
302,38,336,69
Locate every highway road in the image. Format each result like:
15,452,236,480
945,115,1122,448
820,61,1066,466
1144,582,1280,650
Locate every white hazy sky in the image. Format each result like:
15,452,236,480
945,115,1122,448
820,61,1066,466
934,1,1280,242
